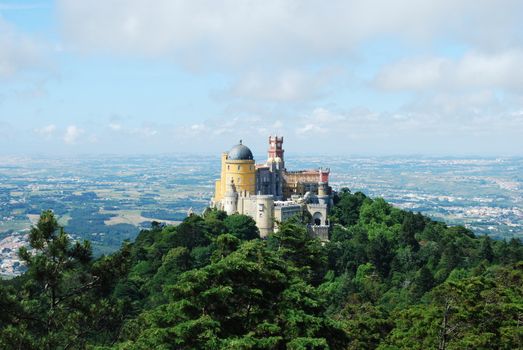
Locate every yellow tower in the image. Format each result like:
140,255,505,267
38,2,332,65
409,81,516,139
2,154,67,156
214,141,256,202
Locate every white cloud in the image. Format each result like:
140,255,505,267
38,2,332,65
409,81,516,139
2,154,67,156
229,68,339,102
34,124,56,139
63,125,83,144
24,100,518,155
189,123,206,132
57,0,523,66
374,57,447,90
130,126,158,138
375,50,523,91
108,122,122,131
405,90,501,118
289,102,523,154
1,1,520,156
455,51,523,89
295,108,346,135
308,108,346,123
296,123,327,135
107,120,159,138
0,16,46,78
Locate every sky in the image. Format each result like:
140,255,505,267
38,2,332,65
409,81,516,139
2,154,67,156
1,0,523,157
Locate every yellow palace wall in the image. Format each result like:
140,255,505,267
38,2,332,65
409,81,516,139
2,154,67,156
224,159,256,195
214,155,256,202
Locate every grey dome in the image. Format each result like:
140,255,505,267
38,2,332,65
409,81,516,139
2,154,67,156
228,141,253,160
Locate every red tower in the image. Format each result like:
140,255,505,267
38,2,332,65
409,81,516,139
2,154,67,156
268,136,284,162
319,168,330,183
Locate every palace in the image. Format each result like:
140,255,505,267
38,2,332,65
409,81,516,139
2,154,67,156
212,136,332,240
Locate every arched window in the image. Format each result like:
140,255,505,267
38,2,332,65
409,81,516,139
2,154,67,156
313,212,323,226
238,165,241,171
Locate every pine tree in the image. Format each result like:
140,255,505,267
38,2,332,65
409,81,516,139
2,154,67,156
479,236,494,263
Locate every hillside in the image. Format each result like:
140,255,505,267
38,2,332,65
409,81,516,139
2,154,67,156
0,189,521,349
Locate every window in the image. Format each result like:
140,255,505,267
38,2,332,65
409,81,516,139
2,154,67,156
238,165,241,171
227,165,230,170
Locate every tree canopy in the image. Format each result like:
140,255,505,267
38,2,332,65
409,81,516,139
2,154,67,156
0,191,521,349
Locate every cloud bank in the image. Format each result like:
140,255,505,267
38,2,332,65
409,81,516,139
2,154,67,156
57,0,523,64
2,1,523,155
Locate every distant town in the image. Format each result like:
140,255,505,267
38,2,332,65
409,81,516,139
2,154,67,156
1,155,522,277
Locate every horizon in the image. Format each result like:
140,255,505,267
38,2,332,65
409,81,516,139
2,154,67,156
1,1,523,156
1,150,523,160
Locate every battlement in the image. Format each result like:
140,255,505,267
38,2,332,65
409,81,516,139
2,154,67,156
269,135,284,142
307,203,328,209
284,170,317,175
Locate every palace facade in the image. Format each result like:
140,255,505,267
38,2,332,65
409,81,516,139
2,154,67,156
212,136,332,240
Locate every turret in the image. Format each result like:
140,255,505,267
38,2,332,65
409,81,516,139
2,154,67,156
317,182,329,206
223,178,238,215
255,195,274,238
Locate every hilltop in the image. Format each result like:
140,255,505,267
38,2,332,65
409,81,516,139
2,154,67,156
0,189,521,349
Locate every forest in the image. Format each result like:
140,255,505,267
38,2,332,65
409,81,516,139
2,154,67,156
0,189,521,349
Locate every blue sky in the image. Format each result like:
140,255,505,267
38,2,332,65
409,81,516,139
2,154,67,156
1,0,523,156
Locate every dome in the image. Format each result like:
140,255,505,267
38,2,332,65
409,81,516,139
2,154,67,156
228,140,254,160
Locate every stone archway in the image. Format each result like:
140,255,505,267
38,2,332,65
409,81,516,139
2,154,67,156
312,212,323,226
